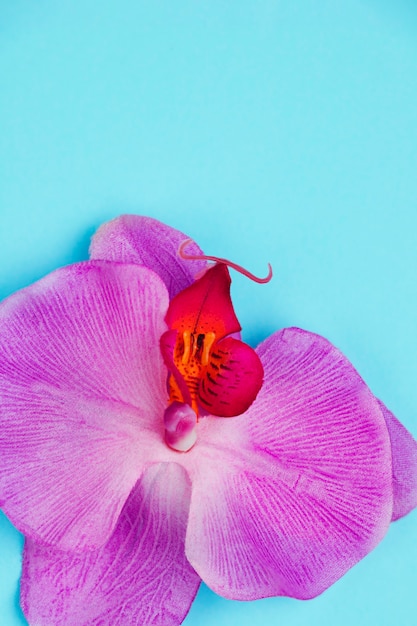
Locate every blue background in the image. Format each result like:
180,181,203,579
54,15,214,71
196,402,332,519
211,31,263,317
1,1,417,624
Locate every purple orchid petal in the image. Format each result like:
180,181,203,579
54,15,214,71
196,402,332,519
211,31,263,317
21,462,201,626
184,327,394,600
0,261,172,550
378,400,417,521
89,215,207,298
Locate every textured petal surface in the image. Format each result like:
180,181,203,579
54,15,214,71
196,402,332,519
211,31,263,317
0,261,171,550
89,215,207,298
21,463,201,626
183,328,393,600
378,400,417,521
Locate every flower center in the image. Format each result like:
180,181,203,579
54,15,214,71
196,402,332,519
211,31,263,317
160,241,272,453
168,331,216,415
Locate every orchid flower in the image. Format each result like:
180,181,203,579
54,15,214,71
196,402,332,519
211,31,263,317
1,215,416,626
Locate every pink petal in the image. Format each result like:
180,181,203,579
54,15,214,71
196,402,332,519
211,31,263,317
21,463,201,626
89,215,207,298
184,327,393,600
198,337,264,417
378,400,417,521
0,261,172,550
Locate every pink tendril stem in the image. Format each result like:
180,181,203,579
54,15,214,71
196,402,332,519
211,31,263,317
178,239,273,284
